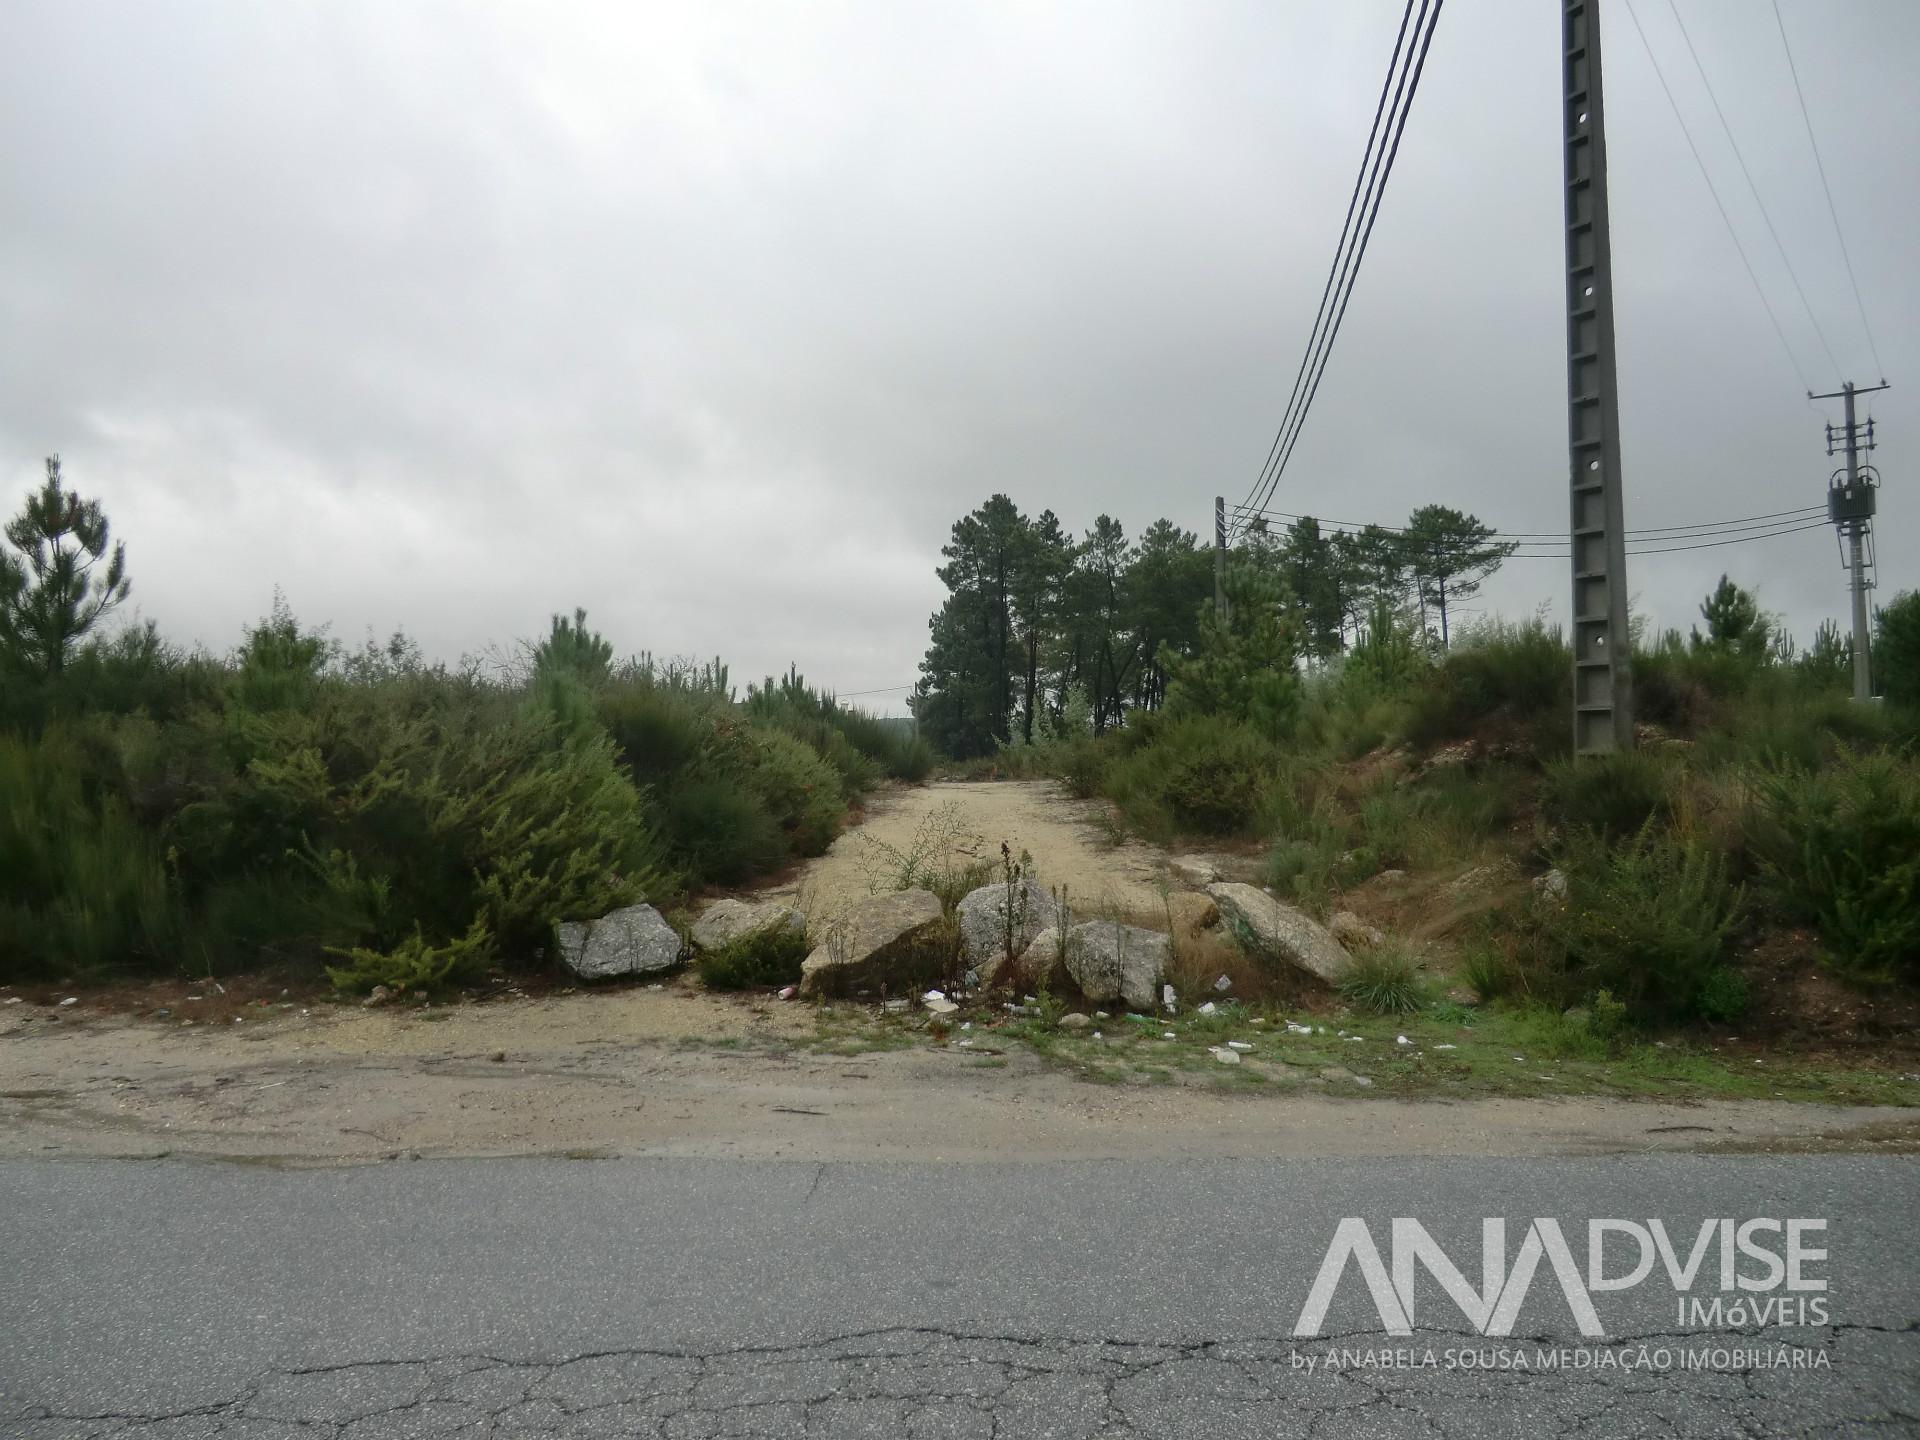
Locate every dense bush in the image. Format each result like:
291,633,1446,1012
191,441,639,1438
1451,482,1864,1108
0,591,914,985
1400,618,1570,753
0,730,182,979
696,924,810,991
745,666,934,785
1749,750,1920,982
1879,592,1920,707
1101,714,1280,837
1540,749,1681,839
1533,825,1745,1022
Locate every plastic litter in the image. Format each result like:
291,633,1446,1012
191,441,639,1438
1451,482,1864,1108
1197,1001,1218,1016
1210,1047,1241,1065
1226,1040,1253,1052
1213,975,1232,992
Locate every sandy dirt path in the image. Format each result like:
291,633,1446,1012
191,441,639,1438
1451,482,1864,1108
748,779,1225,925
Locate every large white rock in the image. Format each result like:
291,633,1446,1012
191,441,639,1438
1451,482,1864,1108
1207,883,1353,987
554,903,683,980
1063,920,1169,1011
688,899,806,954
799,888,946,998
956,876,1062,973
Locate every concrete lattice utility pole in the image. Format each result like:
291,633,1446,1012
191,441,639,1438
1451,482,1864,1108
1812,380,1890,701
1562,0,1635,755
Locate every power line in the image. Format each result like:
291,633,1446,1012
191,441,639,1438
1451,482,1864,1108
1619,0,1812,393
1662,0,1841,379
1235,0,1421,538
1226,507,1830,559
1252,0,1442,524
1770,0,1886,381
1233,0,1444,538
1230,502,1824,541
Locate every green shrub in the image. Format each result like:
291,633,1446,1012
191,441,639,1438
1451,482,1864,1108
1875,591,1920,707
0,731,182,980
1540,749,1682,839
1103,715,1279,837
1460,941,1520,1004
1749,751,1920,982
740,727,845,857
1535,824,1744,1021
1695,967,1750,1024
1338,944,1429,1014
1632,633,1752,733
1401,619,1569,753
597,682,714,783
696,924,809,991
325,917,492,995
664,779,786,885
743,667,931,783
165,687,666,968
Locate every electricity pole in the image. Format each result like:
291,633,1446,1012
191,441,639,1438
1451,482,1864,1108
1562,0,1634,755
1812,380,1889,701
1214,495,1227,618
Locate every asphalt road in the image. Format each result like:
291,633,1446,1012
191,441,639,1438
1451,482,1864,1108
2,1154,1915,1438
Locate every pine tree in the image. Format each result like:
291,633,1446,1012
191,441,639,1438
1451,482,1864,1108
1009,510,1075,743
1400,505,1516,649
1125,519,1211,712
0,457,131,678
1065,516,1137,733
913,495,1027,757
1159,561,1300,741
1691,575,1772,663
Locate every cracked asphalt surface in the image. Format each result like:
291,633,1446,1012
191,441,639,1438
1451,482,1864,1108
3,1154,1915,1438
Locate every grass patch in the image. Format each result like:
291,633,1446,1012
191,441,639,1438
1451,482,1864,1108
1337,943,1430,1015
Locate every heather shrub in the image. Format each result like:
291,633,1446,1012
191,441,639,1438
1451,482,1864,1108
1748,750,1920,982
0,731,182,980
696,924,810,991
1533,824,1745,1021
1103,714,1280,837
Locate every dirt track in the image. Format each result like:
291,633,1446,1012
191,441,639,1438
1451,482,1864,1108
750,780,1202,924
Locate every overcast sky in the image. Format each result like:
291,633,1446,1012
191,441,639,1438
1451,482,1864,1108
2,1,1912,711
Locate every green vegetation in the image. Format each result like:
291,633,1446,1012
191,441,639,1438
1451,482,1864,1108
913,509,1919,1039
1338,944,1430,1015
1530,826,1746,1023
0,465,927,989
696,924,810,991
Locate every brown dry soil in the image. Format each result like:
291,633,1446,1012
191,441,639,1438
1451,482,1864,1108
3,781,1913,1167
743,779,1194,924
